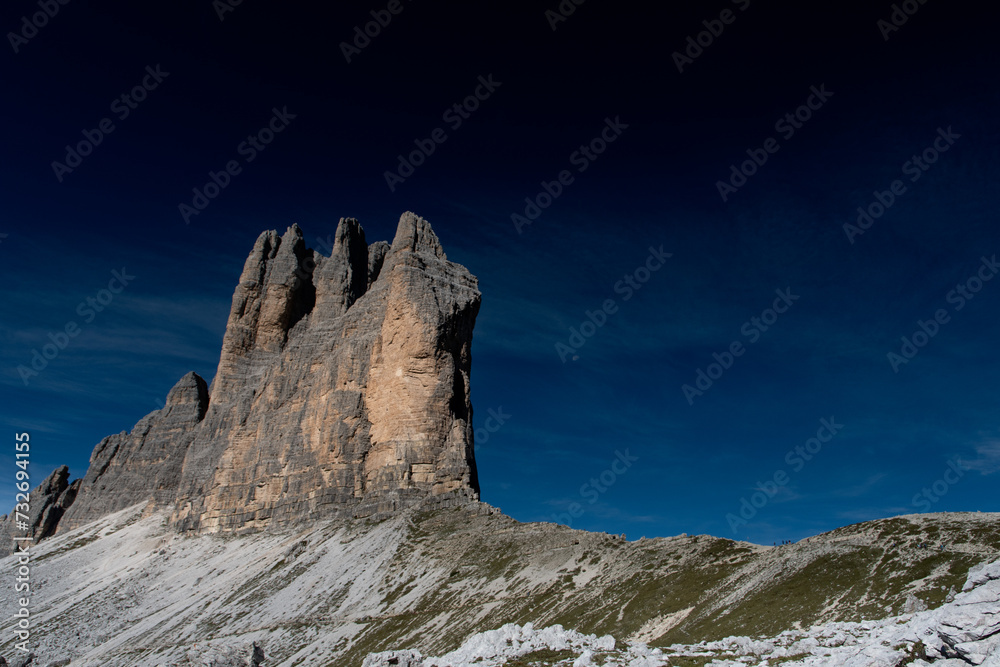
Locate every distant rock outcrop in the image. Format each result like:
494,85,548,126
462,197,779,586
0,466,78,556
36,212,481,539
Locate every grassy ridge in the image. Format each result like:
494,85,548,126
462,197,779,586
335,508,1000,664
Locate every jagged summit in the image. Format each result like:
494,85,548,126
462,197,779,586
0,465,76,547
7,212,481,546
166,371,210,417
390,210,447,258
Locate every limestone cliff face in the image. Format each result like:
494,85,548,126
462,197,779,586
50,212,481,536
58,372,209,531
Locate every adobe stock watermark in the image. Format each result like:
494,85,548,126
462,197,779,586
726,417,845,533
911,459,969,512
17,268,136,386
671,0,751,74
340,0,413,63
11,431,32,655
843,126,960,244
7,0,71,54
474,406,511,452
213,0,244,21
178,106,297,224
551,449,639,527
555,245,672,362
682,288,799,405
716,84,834,202
51,65,170,183
877,0,931,41
544,0,586,31
887,254,998,373
512,116,628,234
384,74,502,192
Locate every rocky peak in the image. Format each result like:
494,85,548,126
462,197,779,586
37,465,70,496
390,211,447,259
213,225,316,394
0,465,78,554
56,370,211,532
34,212,481,539
164,371,209,420
313,217,370,316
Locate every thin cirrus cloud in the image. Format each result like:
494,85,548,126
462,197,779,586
961,440,1000,476
830,472,891,499
2,295,228,388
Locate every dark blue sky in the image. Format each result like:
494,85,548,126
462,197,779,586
1,0,997,544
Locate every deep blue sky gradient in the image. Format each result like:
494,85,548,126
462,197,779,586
1,0,997,544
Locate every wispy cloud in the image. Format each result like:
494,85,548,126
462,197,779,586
832,472,889,498
960,440,1000,475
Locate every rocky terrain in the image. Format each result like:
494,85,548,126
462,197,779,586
364,556,1000,665
1,212,996,666
0,500,996,665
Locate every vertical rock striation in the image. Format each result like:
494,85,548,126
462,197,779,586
45,212,481,538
